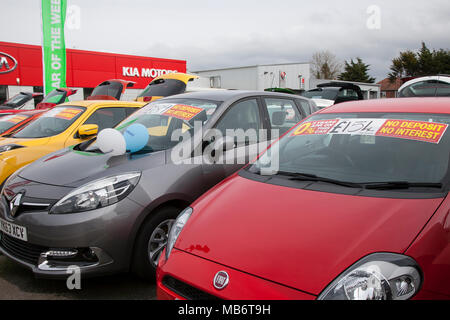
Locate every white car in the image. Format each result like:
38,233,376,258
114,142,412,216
398,75,450,97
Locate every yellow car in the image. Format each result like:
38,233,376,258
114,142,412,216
0,100,145,185
135,72,199,102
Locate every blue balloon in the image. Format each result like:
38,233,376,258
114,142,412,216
123,123,149,153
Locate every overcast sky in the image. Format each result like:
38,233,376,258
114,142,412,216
1,0,449,81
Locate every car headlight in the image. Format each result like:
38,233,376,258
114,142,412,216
1,164,30,197
166,207,193,260
50,172,141,214
0,144,24,153
318,253,422,300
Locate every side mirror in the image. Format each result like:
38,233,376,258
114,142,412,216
78,124,98,138
272,111,287,126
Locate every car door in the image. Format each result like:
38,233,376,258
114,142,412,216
202,97,268,185
64,106,138,147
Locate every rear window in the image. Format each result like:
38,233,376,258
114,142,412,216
138,79,187,98
303,89,338,100
399,80,450,97
42,89,66,104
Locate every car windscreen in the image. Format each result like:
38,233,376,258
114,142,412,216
399,80,450,97
138,79,187,98
303,88,339,100
0,114,32,133
12,106,85,138
84,98,221,154
248,112,450,190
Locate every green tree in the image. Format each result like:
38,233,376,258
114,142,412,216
389,42,450,80
338,57,375,83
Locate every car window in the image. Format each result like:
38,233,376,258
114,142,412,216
12,106,85,138
138,79,187,98
84,98,222,154
215,98,261,140
338,89,359,98
264,98,301,136
83,107,132,132
42,90,66,104
0,114,31,133
399,80,450,97
298,99,313,116
249,112,450,189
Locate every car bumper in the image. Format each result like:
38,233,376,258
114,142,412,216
0,197,144,279
157,248,316,300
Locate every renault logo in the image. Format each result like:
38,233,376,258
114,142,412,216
213,271,229,290
9,193,23,217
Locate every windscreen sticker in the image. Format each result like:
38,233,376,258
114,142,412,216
291,118,448,144
54,108,82,120
1,115,28,124
162,104,204,121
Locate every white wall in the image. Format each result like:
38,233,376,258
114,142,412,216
68,88,84,102
194,67,258,90
257,64,311,91
120,88,141,101
193,63,311,91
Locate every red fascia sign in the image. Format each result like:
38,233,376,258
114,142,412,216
0,41,186,89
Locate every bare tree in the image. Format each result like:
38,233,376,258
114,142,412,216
311,50,342,79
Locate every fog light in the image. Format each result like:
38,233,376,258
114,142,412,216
46,249,78,258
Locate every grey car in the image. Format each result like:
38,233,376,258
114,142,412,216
0,90,315,280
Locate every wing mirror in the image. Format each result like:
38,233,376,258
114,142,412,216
78,124,98,138
272,111,287,126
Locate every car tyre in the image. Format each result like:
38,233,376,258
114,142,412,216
132,206,180,281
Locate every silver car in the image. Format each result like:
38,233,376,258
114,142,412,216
0,90,315,280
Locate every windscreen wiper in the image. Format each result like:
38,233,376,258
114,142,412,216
362,181,443,190
276,171,364,188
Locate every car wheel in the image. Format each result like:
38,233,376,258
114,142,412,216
132,206,180,281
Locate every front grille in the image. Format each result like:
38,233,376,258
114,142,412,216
162,276,220,300
0,232,48,265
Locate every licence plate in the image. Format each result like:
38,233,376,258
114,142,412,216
0,218,27,241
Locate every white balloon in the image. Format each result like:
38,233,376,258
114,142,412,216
97,128,126,156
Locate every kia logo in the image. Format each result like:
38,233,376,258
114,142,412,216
0,52,18,74
213,271,229,290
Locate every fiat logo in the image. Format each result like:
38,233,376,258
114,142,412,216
213,271,229,290
0,52,18,74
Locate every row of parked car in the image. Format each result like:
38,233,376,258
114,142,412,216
0,72,448,300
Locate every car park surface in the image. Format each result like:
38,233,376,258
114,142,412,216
0,255,156,300
157,97,450,300
0,90,315,282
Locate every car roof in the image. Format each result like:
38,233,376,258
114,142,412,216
398,75,450,92
57,100,146,108
319,98,450,114
158,90,307,102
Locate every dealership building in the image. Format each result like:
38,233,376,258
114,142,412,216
192,62,311,91
0,41,186,105
192,63,380,99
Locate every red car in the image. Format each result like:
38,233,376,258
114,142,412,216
0,109,45,136
157,98,450,300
